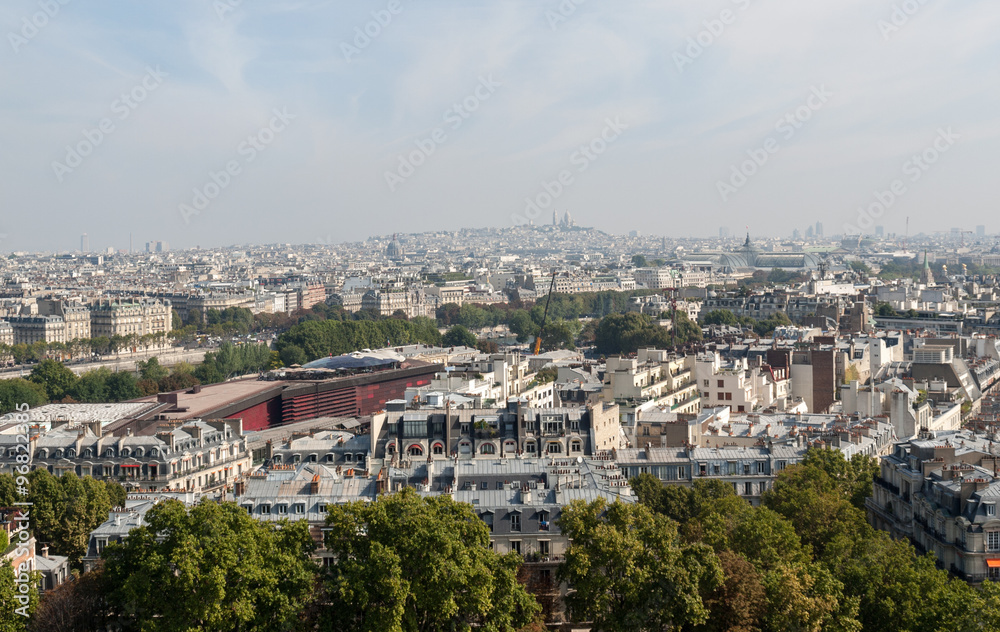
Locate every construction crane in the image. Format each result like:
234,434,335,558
533,270,558,355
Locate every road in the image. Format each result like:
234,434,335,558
0,347,210,378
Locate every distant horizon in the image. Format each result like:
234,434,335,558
2,2,997,252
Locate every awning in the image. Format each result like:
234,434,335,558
121,464,141,468
986,559,1000,569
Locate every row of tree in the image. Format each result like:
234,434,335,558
561,449,1000,631
274,317,443,364
0,333,168,365
21,490,540,632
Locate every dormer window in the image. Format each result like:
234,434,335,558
987,503,996,517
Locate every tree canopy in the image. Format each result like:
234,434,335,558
321,488,539,632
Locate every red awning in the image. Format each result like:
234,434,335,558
120,464,141,468
987,559,1000,569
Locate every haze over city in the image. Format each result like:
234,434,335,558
2,0,999,252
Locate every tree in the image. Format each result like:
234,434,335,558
26,470,114,567
0,378,47,415
136,357,169,382
321,488,539,632
593,313,672,355
279,344,308,367
28,359,79,402
631,254,648,268
557,498,723,632
102,499,318,632
28,568,108,632
0,559,37,628
442,325,478,348
701,309,740,327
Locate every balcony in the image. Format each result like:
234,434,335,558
873,476,900,496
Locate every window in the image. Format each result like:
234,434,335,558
703,379,709,387
96,538,107,554
570,421,580,432
546,443,562,454
480,481,488,490
260,504,271,515
526,442,536,453
318,503,327,514
725,392,732,401
987,504,996,517
403,420,425,438
482,512,494,532
713,464,721,475
511,513,521,532
539,540,550,555
510,540,521,554
293,503,305,515
243,505,253,514
699,463,707,476
480,443,496,455
743,464,751,475
988,531,1000,552
461,423,471,435
571,441,582,453
776,460,786,471
408,445,423,456
727,462,737,475
433,443,444,455
717,380,724,388
757,461,766,474
745,482,753,496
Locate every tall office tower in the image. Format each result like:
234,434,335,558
875,226,884,238
815,221,824,237
80,233,89,252
977,225,986,237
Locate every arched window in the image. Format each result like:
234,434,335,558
546,443,562,454
480,443,496,455
149,448,159,457
103,448,115,458
36,449,48,459
344,453,353,462
408,444,424,456
432,443,444,455
571,441,582,453
134,448,144,458
121,448,131,458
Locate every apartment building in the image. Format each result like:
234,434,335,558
90,298,170,338
868,430,1000,583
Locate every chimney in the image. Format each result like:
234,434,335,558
233,479,245,497
310,474,320,495
40,546,49,558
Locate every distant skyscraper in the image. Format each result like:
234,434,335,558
875,226,884,238
815,221,823,237
977,225,986,237
792,229,801,240
80,233,89,252
805,226,814,239
719,227,730,239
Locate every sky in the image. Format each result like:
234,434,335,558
1,0,998,253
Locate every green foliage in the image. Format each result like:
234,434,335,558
71,368,141,403
136,357,169,382
593,312,699,355
23,470,114,567
195,342,272,384
0,558,37,628
28,359,79,402
275,319,442,362
102,499,318,632
322,488,539,632
442,325,478,348
631,254,648,268
0,378,48,415
557,498,723,632
848,260,872,275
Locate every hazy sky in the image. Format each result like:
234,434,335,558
1,0,998,252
